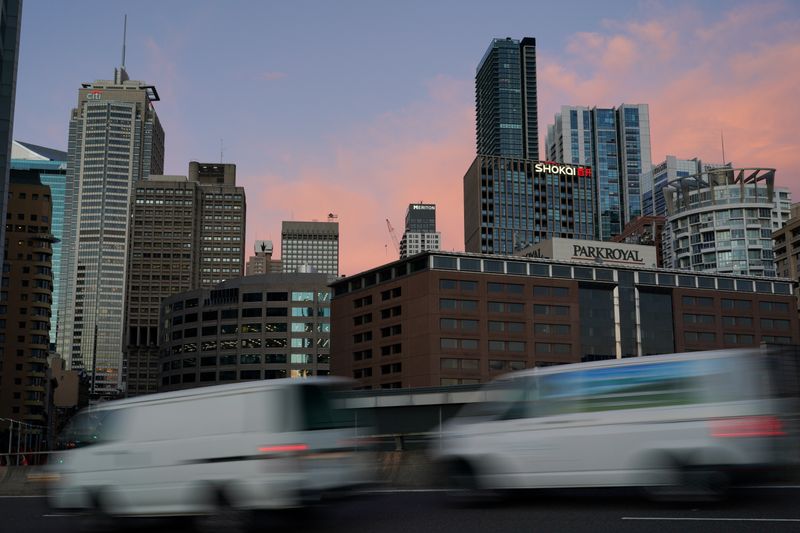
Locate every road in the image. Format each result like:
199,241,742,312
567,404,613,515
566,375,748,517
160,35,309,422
4,487,800,532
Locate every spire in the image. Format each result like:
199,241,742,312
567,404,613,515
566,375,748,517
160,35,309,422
114,15,129,84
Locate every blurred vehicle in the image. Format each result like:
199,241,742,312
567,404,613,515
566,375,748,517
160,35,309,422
434,348,800,500
46,377,374,520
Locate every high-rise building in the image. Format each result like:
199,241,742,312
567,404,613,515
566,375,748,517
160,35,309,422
475,37,539,160
246,240,282,275
11,141,67,345
399,203,440,259
642,156,701,218
0,172,55,428
124,164,245,396
0,0,22,269
158,273,333,391
281,220,339,276
545,104,652,240
57,64,165,398
773,203,800,314
463,156,595,254
662,167,791,277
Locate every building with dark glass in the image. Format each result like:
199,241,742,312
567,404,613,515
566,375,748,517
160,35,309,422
11,141,67,345
475,37,538,160
773,203,800,314
0,171,55,428
545,104,652,240
159,273,333,392
0,0,21,270
464,156,596,254
330,251,798,389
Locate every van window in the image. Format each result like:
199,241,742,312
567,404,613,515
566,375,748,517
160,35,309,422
57,409,125,449
300,385,354,430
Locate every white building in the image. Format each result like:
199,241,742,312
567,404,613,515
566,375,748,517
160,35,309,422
281,220,339,276
662,167,791,277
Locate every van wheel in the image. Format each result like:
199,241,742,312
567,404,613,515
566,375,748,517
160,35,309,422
643,463,729,502
79,490,118,533
194,488,255,533
445,460,495,507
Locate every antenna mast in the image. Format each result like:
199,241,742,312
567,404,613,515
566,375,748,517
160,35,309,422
122,14,127,68
720,129,726,165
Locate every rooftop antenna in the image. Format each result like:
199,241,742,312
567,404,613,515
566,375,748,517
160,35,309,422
220,138,224,163
121,14,127,69
720,129,726,165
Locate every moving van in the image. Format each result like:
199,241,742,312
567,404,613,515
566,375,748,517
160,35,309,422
47,377,373,518
434,349,799,499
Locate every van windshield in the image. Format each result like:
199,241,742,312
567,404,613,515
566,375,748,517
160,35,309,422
56,409,123,450
456,378,529,421
301,384,355,431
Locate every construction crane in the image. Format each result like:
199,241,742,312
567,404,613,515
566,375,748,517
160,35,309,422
386,218,400,254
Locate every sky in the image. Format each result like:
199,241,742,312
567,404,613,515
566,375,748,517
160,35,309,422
13,0,800,276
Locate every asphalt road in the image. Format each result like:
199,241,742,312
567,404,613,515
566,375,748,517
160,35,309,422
5,487,800,533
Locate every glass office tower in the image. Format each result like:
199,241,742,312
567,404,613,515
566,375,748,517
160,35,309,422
11,141,67,345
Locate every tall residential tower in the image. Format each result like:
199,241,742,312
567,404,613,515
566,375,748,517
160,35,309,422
399,203,440,259
57,65,165,398
545,104,652,240
475,37,539,160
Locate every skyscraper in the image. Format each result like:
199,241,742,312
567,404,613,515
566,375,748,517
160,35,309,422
464,156,596,254
0,172,54,428
475,37,539,160
11,141,67,345
57,64,165,398
281,220,339,276
0,0,22,267
545,104,652,240
399,203,440,259
124,163,245,396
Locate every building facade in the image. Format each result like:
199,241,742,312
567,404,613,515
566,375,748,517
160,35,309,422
158,274,333,392
123,165,245,396
612,216,666,267
400,203,441,259
0,173,54,428
0,0,21,268
475,37,539,160
545,104,652,240
246,240,282,275
11,141,67,344
464,156,596,254
330,251,798,389
57,65,165,398
662,167,791,277
773,203,800,312
281,220,339,275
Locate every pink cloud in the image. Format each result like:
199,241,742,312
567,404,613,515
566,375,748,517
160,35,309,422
241,75,474,276
539,3,800,202
260,71,287,81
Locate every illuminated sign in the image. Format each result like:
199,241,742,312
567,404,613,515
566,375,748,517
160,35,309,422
516,237,657,267
86,90,103,101
411,205,435,210
534,162,592,177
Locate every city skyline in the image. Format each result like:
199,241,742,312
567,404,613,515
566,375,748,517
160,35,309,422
12,0,800,275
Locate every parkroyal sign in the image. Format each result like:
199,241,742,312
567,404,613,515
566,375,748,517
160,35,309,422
572,244,642,263
534,162,592,177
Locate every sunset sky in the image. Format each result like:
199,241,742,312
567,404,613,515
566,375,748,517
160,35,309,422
13,0,800,276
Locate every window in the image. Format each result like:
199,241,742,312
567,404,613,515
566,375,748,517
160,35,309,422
533,286,570,297
722,316,752,327
440,358,458,369
242,292,263,302
534,323,571,335
488,301,524,313
682,295,713,307
534,304,569,316
761,318,790,330
242,308,263,318
759,301,789,313
721,299,751,311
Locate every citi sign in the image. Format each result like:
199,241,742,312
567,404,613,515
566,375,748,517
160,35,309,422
86,90,103,100
534,162,592,177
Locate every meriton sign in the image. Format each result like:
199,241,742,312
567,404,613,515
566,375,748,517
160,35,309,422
534,162,592,177
572,244,642,263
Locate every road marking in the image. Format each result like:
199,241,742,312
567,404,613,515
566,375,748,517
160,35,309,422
622,517,800,523
0,495,46,498
42,514,74,518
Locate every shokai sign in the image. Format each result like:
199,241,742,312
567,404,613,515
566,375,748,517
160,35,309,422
572,244,642,263
534,162,592,177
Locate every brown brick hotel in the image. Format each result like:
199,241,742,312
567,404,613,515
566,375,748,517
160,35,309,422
330,250,799,389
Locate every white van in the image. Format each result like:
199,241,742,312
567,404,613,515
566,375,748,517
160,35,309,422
47,377,374,518
434,349,799,499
